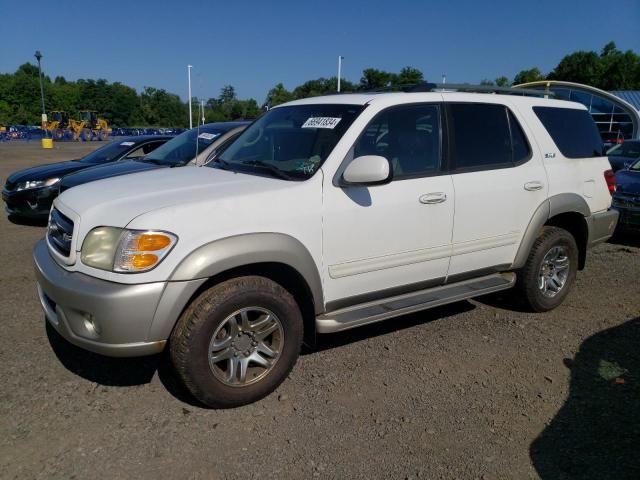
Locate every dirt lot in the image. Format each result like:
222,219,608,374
1,140,639,480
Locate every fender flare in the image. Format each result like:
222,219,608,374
512,193,590,269
169,233,324,313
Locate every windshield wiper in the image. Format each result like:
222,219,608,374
241,160,296,180
139,157,164,165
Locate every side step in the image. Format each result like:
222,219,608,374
316,273,516,334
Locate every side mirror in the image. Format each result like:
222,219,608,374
342,155,391,186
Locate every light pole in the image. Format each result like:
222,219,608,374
337,56,344,92
34,51,46,125
187,64,193,129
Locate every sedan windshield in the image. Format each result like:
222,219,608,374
216,104,364,180
630,158,640,171
79,140,139,164
607,141,640,158
144,127,228,166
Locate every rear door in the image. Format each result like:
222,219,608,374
445,99,548,278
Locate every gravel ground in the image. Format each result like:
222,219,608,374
1,140,639,479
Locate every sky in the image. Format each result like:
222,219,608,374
2,0,639,103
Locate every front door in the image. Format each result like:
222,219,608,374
322,103,455,308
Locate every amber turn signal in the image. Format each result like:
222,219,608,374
135,234,173,251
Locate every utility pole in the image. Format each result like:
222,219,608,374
201,100,205,125
34,51,46,125
337,56,344,92
187,65,193,129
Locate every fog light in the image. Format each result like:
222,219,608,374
83,313,101,335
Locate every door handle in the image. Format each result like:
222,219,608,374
419,192,447,204
524,181,544,191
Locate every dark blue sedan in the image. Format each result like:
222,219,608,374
612,157,640,231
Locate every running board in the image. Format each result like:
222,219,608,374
316,273,516,334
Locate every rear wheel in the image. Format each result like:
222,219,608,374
518,226,578,312
81,128,92,141
170,276,303,408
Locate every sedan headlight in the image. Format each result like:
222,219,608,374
81,227,177,273
16,178,60,191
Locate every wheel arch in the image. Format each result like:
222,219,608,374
513,194,590,270
168,233,324,347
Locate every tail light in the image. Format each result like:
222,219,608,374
604,169,615,195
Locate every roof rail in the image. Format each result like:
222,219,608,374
427,83,555,97
360,83,554,98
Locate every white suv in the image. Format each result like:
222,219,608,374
34,89,618,407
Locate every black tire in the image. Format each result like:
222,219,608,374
170,276,303,408
518,226,578,312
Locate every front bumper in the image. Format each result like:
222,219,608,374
2,186,57,218
33,240,204,357
587,208,619,247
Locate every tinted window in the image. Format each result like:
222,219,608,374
606,141,640,158
508,111,531,163
533,106,603,158
449,103,512,169
354,104,441,178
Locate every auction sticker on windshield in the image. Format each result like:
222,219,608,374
120,141,135,146
302,117,342,129
198,132,219,140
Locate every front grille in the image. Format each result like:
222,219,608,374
48,208,74,257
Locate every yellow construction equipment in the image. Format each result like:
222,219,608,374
42,111,70,140
75,110,111,141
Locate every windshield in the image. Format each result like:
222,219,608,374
217,104,364,180
79,140,138,164
607,141,640,158
630,158,640,171
144,126,228,165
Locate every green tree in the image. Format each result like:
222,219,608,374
264,83,294,108
359,68,394,90
513,67,545,85
547,51,602,86
480,79,495,86
495,76,510,87
394,66,424,86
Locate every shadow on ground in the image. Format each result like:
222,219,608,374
45,301,477,406
8,213,48,227
608,231,640,249
530,317,640,479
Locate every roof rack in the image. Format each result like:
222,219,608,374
361,83,554,98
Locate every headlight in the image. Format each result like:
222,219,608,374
16,178,60,191
81,227,177,273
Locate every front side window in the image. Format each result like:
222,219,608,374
449,103,514,170
533,106,603,158
353,104,441,179
217,104,364,180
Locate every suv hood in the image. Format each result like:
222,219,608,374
56,166,291,232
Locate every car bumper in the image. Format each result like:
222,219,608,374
33,240,204,357
587,208,619,247
612,204,640,230
2,186,57,218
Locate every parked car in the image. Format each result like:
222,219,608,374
606,139,640,172
34,90,617,408
612,157,640,231
2,136,171,219
58,122,248,193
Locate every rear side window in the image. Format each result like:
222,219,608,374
533,106,603,158
448,103,530,170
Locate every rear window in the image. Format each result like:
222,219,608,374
533,107,603,158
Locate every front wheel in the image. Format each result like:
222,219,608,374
518,226,578,312
170,276,303,408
